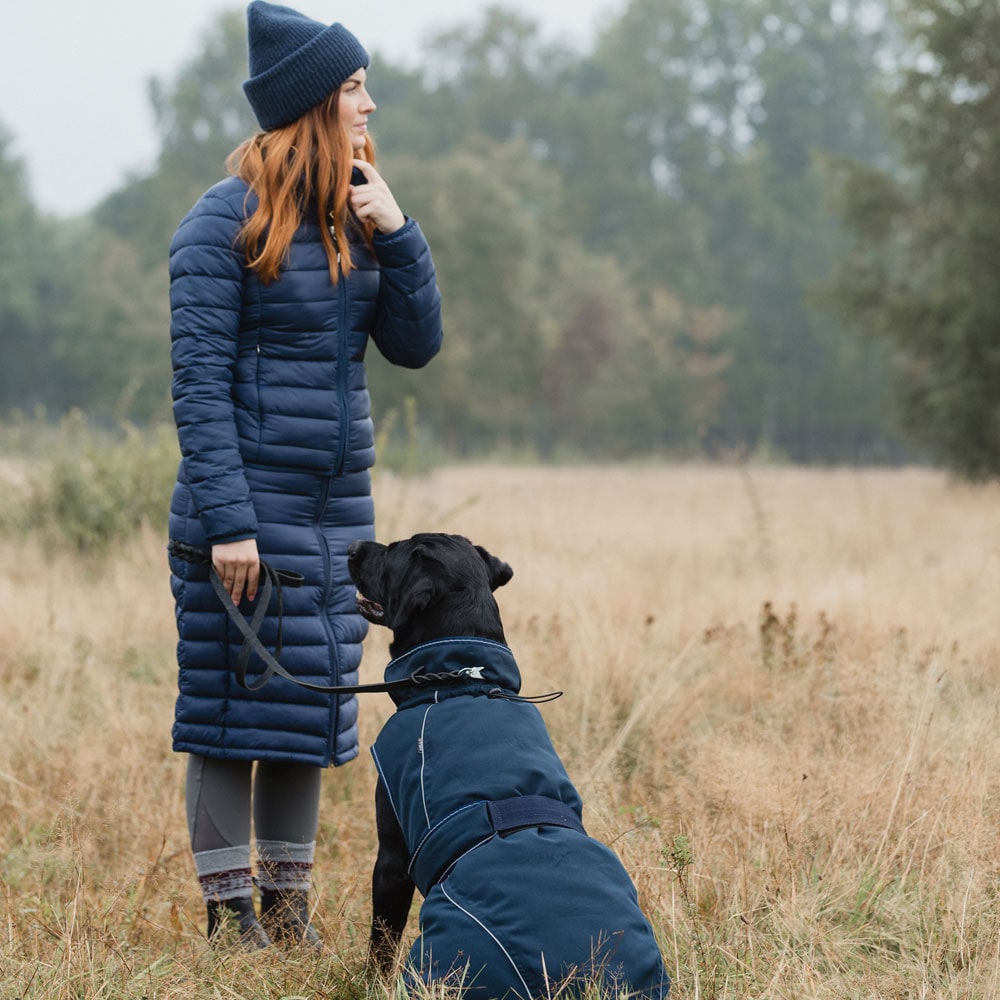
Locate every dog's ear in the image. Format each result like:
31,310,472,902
475,544,513,591
389,577,436,629
384,543,438,628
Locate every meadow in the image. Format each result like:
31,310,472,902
2,463,1000,999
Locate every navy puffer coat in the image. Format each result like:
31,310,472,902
168,175,442,767
372,639,670,999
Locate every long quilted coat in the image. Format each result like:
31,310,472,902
167,175,442,767
372,638,670,999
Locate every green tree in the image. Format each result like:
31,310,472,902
0,127,116,417
369,138,714,458
73,13,252,419
0,125,49,412
2,1,911,461
55,230,171,422
384,0,900,460
372,7,578,159
371,7,731,457
828,0,1000,477
94,11,255,267
584,0,899,460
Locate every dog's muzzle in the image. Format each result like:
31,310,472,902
356,592,385,623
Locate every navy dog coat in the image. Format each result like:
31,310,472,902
371,638,670,999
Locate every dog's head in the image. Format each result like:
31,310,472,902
347,533,513,656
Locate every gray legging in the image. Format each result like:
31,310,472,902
186,754,322,850
186,754,321,901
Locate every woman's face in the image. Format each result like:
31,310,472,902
338,69,376,151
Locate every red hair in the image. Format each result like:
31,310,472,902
226,90,376,283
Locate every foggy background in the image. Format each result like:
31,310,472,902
1,0,997,477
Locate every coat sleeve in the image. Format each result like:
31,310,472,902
169,190,259,544
369,218,444,369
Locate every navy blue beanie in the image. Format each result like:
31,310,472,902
243,1,370,131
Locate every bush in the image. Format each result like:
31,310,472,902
1,403,444,554
1,411,179,554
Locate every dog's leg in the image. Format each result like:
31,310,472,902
369,779,415,976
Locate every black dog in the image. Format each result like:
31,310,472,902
348,533,669,999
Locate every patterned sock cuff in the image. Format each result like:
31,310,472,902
254,839,316,892
193,845,253,902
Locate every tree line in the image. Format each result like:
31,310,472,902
1,0,997,473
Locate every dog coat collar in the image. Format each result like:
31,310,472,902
383,637,521,707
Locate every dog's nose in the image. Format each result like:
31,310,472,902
347,540,362,558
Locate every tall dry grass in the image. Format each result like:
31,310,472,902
2,464,1000,998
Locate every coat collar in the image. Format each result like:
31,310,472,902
384,637,522,708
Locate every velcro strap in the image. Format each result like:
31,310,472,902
408,795,586,895
487,795,586,835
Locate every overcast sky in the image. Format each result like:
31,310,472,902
0,0,623,217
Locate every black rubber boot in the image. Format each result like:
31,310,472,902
259,888,323,950
206,895,271,950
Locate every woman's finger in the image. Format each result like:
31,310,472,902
245,561,260,603
212,539,260,605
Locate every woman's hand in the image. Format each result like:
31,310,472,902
349,160,406,235
212,538,260,604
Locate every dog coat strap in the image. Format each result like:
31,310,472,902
408,796,587,895
487,795,586,836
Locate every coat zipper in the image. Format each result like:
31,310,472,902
322,230,350,760
314,470,341,761
332,233,350,476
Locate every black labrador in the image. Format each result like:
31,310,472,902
347,532,669,999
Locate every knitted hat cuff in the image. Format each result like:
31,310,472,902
243,20,369,131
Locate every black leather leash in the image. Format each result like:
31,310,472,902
167,541,485,696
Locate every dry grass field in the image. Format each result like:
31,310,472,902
2,464,1000,999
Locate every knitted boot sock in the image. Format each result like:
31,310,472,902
205,895,271,950
256,839,321,949
195,846,270,950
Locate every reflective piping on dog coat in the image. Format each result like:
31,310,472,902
370,637,670,1000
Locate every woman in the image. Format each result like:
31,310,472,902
166,0,443,949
